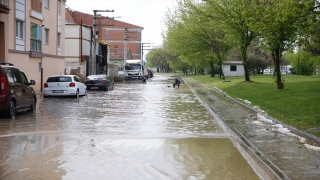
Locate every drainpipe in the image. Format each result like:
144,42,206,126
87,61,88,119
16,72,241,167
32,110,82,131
40,23,44,92
92,11,97,75
80,20,82,63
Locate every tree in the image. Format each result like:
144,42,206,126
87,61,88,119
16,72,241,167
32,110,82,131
247,45,269,75
245,0,317,89
163,0,232,78
146,48,171,72
285,50,318,76
189,0,256,81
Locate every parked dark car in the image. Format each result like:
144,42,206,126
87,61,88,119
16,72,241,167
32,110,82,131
0,63,36,118
84,74,114,91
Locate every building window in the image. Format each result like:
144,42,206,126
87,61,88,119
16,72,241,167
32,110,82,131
16,20,24,39
57,0,61,15
45,28,49,44
0,0,9,7
31,0,42,13
230,65,237,71
57,33,61,47
30,23,42,52
44,0,49,9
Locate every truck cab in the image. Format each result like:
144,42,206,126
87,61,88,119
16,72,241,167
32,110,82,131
124,59,148,81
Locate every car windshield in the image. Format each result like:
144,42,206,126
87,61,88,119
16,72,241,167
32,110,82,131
47,77,72,82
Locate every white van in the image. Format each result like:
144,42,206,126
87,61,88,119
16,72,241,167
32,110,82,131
124,59,148,81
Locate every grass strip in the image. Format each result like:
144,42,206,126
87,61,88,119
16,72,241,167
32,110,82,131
170,73,320,137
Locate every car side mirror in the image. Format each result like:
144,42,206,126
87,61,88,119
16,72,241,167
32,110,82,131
29,80,36,85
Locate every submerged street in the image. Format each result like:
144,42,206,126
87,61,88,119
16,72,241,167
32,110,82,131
0,75,260,180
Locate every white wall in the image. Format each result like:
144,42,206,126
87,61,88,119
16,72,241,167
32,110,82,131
223,64,245,76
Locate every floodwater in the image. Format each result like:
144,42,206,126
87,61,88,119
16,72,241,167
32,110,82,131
0,75,260,180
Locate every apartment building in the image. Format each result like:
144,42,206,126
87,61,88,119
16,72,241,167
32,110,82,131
0,0,66,92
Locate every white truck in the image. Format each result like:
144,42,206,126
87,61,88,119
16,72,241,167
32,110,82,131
123,59,148,81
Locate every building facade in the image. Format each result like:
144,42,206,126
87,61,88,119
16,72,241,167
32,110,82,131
0,0,66,92
65,9,143,76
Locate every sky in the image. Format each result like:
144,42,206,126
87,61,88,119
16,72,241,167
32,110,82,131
65,0,176,47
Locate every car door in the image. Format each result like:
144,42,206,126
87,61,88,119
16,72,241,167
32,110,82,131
4,68,24,109
10,69,27,108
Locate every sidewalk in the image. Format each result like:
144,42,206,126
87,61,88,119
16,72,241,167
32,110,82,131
183,76,320,180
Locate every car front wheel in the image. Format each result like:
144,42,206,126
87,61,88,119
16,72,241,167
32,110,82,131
30,97,36,111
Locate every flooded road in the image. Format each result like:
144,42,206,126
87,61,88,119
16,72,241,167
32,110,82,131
0,75,260,180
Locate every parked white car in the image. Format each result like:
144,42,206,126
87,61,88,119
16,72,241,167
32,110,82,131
43,75,87,98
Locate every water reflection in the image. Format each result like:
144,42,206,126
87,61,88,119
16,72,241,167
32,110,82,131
164,138,259,180
0,134,66,179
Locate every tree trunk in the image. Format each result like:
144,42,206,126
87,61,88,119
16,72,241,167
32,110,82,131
275,49,284,89
209,61,215,77
243,64,250,81
241,48,251,81
218,61,224,79
218,66,222,79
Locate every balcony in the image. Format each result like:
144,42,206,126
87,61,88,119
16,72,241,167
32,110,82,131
0,0,10,14
29,39,43,58
30,39,42,51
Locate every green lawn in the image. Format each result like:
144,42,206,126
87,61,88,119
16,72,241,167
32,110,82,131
174,73,320,137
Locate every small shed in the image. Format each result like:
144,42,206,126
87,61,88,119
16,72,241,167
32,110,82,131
222,61,245,76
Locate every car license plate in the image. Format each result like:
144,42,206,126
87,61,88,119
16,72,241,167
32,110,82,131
91,87,98,89
52,90,64,93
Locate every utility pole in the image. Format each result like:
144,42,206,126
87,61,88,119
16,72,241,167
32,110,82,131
140,43,154,80
141,43,154,61
124,28,128,66
92,9,114,75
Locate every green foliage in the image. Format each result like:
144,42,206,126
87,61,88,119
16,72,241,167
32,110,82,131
146,48,168,68
161,0,320,86
286,51,318,76
163,0,233,76
244,0,316,89
199,0,256,81
299,1,320,55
